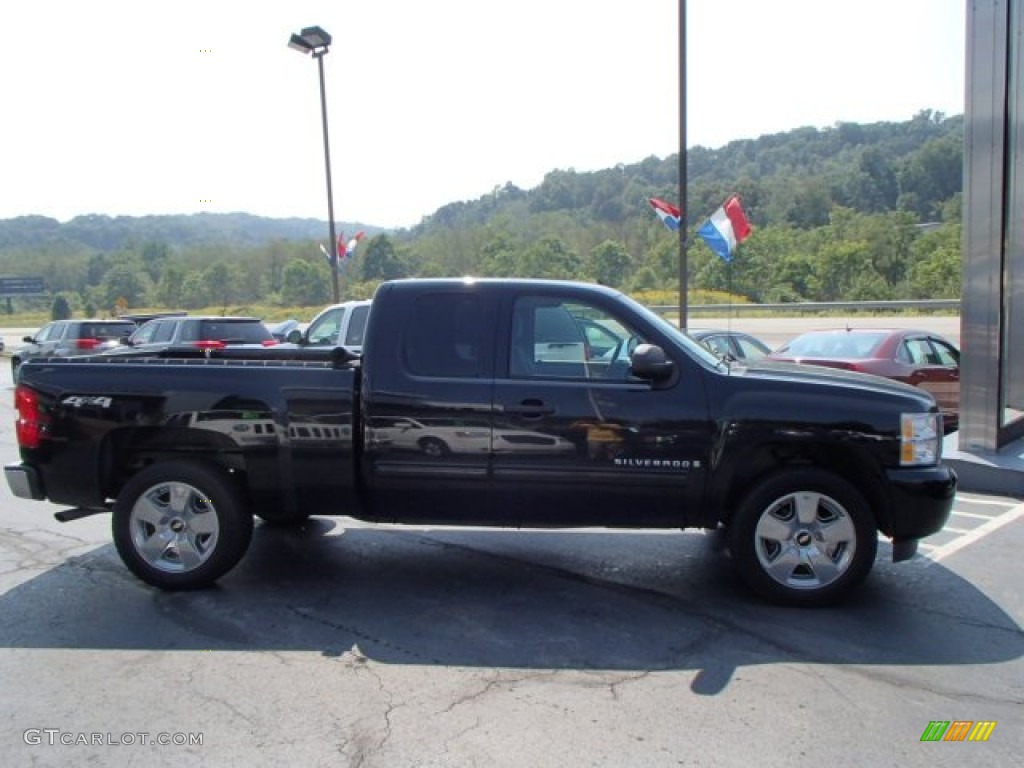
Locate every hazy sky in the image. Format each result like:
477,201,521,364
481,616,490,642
0,0,965,229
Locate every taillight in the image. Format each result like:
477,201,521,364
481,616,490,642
75,338,102,350
193,340,227,351
15,386,50,449
261,339,279,347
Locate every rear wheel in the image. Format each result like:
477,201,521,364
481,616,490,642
112,460,253,590
419,437,449,457
728,468,877,607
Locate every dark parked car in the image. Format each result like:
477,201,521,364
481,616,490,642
111,316,277,355
267,318,301,342
687,328,772,362
12,319,137,379
767,328,960,432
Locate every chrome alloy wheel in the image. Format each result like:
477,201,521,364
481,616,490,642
128,480,220,573
753,490,857,591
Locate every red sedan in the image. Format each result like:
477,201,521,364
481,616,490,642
767,328,960,432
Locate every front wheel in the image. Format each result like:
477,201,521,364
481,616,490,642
728,468,877,607
112,460,253,590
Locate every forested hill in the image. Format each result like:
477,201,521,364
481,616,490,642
414,109,961,235
0,109,963,313
0,212,363,252
398,109,962,304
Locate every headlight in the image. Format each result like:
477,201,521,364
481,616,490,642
900,413,941,466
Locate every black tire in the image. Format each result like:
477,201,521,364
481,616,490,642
728,468,877,607
112,460,253,590
419,437,450,457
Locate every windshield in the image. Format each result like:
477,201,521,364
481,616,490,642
612,292,727,369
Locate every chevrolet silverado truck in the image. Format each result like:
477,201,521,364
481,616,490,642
4,278,957,606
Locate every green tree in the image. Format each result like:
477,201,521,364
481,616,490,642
521,236,580,279
140,241,170,282
99,254,150,309
180,270,210,309
155,265,186,308
909,224,961,298
360,235,407,281
202,261,242,312
586,240,631,288
51,294,72,320
86,253,109,286
281,259,331,306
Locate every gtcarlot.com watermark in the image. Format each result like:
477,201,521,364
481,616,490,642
23,729,203,747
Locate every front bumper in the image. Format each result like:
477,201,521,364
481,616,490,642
884,463,958,541
5,463,45,501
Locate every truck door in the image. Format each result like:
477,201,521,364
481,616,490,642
491,290,711,527
360,285,498,523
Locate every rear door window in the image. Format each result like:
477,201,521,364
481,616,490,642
344,304,370,347
403,294,484,378
930,339,960,366
81,322,135,340
196,320,272,343
152,321,176,343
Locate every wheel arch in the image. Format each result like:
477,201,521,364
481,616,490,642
99,426,252,502
708,437,889,532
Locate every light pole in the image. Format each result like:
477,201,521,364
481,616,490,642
288,25,340,303
677,0,688,330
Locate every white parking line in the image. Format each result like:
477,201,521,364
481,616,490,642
953,494,1018,507
922,501,1024,564
949,509,1001,521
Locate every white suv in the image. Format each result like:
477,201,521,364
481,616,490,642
289,300,371,353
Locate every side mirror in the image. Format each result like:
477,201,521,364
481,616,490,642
22,336,34,343
119,336,132,346
630,343,674,381
286,329,304,344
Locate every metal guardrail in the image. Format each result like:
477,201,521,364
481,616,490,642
649,299,961,315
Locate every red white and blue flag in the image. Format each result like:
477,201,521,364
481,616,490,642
697,195,752,262
340,231,365,260
647,197,682,232
322,231,367,272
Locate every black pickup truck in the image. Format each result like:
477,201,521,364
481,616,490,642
5,278,956,605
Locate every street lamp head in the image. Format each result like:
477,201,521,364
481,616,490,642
288,25,332,55
300,26,332,48
287,34,314,54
